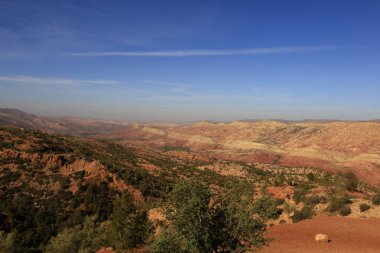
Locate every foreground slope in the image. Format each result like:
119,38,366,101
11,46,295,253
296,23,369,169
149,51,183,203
260,215,380,253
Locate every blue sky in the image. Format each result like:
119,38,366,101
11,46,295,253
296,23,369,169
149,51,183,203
0,0,379,121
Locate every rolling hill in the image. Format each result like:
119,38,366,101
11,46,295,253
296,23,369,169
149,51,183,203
2,108,379,186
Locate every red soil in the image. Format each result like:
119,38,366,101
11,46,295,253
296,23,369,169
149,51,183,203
259,216,380,253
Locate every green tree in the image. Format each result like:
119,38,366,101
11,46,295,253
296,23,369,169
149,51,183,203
150,231,188,253
44,226,82,253
165,180,266,253
44,216,108,253
167,180,212,253
110,192,151,251
210,183,266,252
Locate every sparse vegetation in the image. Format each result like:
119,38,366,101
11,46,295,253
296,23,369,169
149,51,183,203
291,205,314,223
340,172,359,192
359,203,371,212
372,194,380,205
327,195,351,214
338,206,352,216
1,125,379,252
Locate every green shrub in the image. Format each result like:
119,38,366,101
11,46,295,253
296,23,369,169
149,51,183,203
327,195,351,213
305,195,323,205
340,172,358,192
338,206,351,216
283,202,295,215
372,194,380,205
306,173,315,181
273,173,285,186
275,198,285,206
150,231,190,253
291,205,314,223
359,203,371,212
293,190,304,204
293,183,313,204
45,216,109,253
253,196,281,220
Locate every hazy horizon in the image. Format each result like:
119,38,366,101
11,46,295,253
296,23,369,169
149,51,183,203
1,1,379,121
2,107,380,124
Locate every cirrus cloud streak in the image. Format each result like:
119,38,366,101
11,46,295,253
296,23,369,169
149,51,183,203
67,45,340,57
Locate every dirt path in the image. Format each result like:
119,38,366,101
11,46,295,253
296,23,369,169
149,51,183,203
258,215,380,253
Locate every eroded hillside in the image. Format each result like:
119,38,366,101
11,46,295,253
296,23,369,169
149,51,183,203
1,125,380,252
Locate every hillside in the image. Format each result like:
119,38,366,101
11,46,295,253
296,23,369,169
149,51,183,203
1,125,380,252
1,109,380,186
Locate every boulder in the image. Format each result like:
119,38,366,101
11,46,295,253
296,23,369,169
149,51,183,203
315,233,329,243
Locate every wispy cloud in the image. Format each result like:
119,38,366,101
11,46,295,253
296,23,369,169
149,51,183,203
0,76,120,87
66,45,339,57
140,80,195,87
139,80,201,96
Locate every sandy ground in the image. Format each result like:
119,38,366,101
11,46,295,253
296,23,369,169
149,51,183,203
258,215,380,253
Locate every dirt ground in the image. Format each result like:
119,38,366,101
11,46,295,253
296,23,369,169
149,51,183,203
258,215,380,253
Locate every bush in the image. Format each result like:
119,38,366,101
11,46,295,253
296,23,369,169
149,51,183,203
150,231,189,253
341,172,358,192
327,195,351,213
338,206,351,216
252,196,281,220
372,194,380,205
283,202,296,215
291,205,314,223
275,198,285,206
45,216,108,253
306,173,315,181
293,190,304,204
293,183,313,204
305,195,324,205
359,203,371,212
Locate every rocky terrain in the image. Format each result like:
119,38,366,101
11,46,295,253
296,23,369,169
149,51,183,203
1,108,379,186
1,109,380,252
1,122,380,252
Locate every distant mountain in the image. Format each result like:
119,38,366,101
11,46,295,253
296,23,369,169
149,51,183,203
0,108,135,136
0,108,64,131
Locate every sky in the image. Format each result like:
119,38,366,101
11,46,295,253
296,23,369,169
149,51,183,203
0,0,379,122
